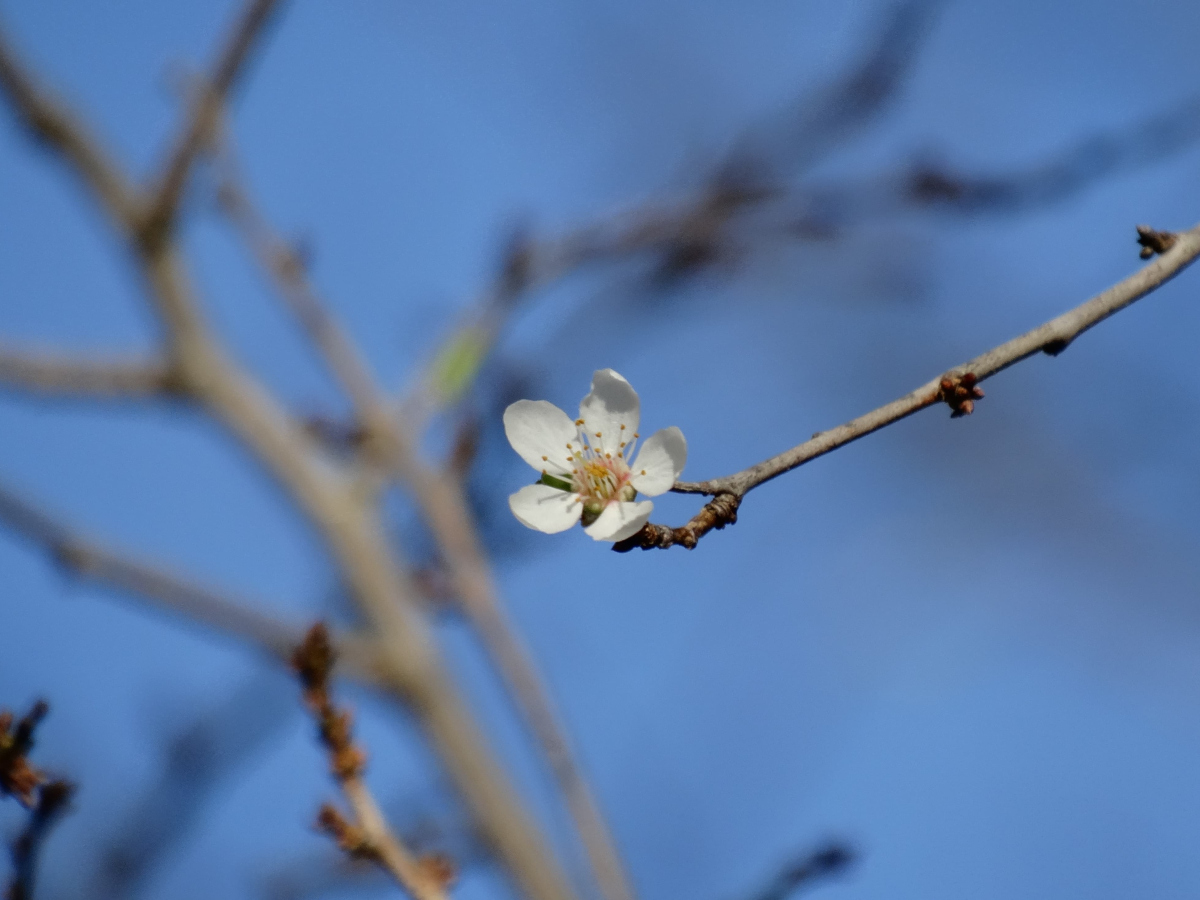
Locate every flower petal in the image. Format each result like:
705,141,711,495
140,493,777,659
630,426,687,496
583,499,653,542
579,369,639,457
508,484,582,533
504,399,578,476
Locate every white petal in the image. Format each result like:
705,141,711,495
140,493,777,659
508,484,582,534
579,369,640,457
584,499,653,542
503,399,577,476
630,426,687,496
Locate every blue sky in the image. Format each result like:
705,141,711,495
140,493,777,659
3,2,1200,899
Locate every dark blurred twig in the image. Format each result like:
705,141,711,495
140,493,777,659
728,0,942,180
743,843,855,900
3,701,74,900
7,780,74,900
82,676,291,900
617,220,1200,550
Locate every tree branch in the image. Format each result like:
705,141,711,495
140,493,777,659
0,344,176,400
0,477,378,680
141,0,283,239
295,624,452,900
213,131,636,900
615,220,1200,550
0,18,142,228
213,153,383,415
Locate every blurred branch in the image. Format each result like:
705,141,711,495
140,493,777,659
294,624,452,900
213,144,384,416
214,120,636,900
0,345,176,400
0,702,49,808
85,676,292,900
0,10,581,892
0,19,142,228
3,701,75,900
401,2,942,423
141,0,283,240
0,478,380,680
727,0,942,179
7,780,74,900
616,220,1200,550
743,843,855,900
800,94,1200,225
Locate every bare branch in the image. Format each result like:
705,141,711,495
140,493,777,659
214,132,635,900
141,0,283,239
294,625,453,900
616,221,1200,550
0,344,176,400
403,466,639,900
213,155,383,414
0,478,377,679
0,19,142,228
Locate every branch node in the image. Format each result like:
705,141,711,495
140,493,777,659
292,624,366,782
1,700,50,807
938,371,984,418
612,493,742,552
315,803,374,859
1136,224,1177,259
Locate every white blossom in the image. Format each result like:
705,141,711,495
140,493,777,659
504,369,688,542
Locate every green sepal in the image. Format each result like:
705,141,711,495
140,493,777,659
538,472,573,492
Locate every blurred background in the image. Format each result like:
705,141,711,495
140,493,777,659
3,1,1200,899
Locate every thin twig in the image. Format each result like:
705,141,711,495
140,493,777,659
294,625,452,900
0,345,176,400
0,20,142,227
141,0,283,239
213,156,382,414
743,843,855,900
7,780,74,900
615,220,1200,550
0,478,379,680
3,701,75,900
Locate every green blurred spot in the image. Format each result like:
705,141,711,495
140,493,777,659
430,326,488,405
